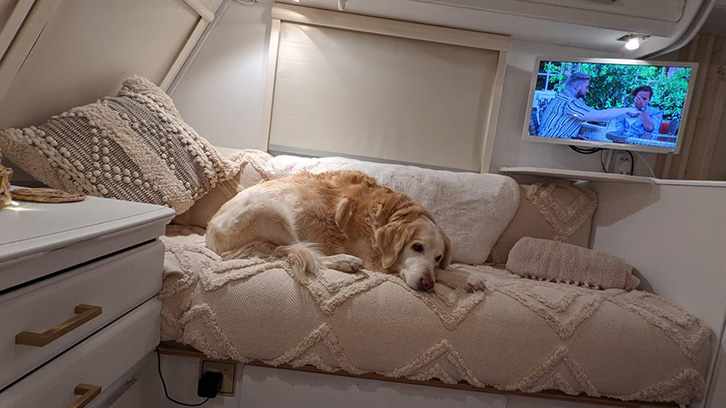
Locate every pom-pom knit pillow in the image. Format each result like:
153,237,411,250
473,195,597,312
0,76,236,214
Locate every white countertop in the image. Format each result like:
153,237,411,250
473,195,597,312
0,193,175,292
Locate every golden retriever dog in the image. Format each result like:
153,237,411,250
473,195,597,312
206,170,458,292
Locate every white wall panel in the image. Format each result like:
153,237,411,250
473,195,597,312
0,1,18,32
589,181,726,334
589,181,726,408
169,0,271,150
0,0,33,61
168,1,662,176
0,0,200,129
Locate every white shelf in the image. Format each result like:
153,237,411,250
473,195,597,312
498,167,656,185
499,167,726,188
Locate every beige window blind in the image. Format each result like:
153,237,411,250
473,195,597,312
262,5,510,172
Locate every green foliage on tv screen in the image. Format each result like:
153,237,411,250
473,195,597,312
538,61,691,121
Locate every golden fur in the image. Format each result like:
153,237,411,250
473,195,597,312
206,170,452,291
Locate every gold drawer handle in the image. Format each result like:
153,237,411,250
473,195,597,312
68,383,101,408
15,304,102,347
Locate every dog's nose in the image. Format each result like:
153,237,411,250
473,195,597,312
420,276,434,292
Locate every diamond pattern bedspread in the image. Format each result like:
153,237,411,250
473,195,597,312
159,226,711,404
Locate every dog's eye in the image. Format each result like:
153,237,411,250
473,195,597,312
411,243,424,252
435,255,442,262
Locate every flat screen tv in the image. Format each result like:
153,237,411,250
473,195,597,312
523,57,698,154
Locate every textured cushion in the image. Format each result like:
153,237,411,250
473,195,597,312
172,148,272,228
159,226,711,405
0,76,236,214
489,183,597,265
267,155,520,265
507,237,640,290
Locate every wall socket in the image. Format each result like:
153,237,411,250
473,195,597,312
614,151,633,175
200,359,237,396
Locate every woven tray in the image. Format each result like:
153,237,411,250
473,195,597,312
11,188,86,203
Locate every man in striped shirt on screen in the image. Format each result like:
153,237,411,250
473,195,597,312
538,72,639,139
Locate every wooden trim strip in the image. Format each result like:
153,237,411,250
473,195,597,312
271,3,511,52
0,0,35,61
157,342,676,408
183,0,216,22
480,50,508,173
161,18,211,92
0,0,63,105
258,18,282,151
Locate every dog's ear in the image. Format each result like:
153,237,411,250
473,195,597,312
334,197,354,229
439,232,451,270
375,220,415,269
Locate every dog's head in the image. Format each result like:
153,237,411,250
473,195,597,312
375,206,451,292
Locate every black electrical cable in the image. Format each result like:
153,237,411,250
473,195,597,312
626,150,635,175
156,347,210,407
600,149,608,173
569,145,601,155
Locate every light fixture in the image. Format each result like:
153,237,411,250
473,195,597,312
625,37,641,50
617,34,650,51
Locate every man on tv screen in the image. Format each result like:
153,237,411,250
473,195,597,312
610,85,663,138
537,72,639,139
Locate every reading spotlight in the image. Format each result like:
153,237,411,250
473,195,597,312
625,37,641,50
617,34,650,51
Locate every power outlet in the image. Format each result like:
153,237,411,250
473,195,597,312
614,151,633,175
200,359,237,396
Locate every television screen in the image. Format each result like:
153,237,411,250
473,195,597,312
523,58,698,154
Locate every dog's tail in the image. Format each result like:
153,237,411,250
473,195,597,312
207,189,324,275
280,242,323,275
221,241,323,275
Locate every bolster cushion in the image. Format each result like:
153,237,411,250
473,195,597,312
506,237,640,290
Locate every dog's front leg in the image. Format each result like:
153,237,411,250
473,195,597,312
436,268,487,292
320,254,364,273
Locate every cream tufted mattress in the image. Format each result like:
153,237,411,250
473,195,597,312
159,225,711,405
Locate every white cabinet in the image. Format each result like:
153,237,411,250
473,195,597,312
0,193,174,407
0,300,162,408
409,0,690,34
0,241,164,390
516,0,685,22
276,0,711,56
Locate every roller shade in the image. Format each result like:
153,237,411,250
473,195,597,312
268,21,501,172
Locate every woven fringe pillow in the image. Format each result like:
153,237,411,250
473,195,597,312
506,237,640,290
0,76,236,214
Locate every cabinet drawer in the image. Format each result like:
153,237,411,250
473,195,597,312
0,241,163,390
0,298,161,408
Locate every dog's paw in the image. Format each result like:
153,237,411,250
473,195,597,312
321,254,364,273
466,275,487,292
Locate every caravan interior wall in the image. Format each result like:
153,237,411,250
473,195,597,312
0,0,215,182
167,1,664,176
0,0,201,129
